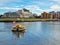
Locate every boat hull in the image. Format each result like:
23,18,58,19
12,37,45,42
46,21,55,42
12,29,25,32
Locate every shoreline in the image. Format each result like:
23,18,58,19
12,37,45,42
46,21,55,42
0,19,60,22
0,18,60,22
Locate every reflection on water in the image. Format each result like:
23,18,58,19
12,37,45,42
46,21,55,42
0,22,60,45
12,31,25,38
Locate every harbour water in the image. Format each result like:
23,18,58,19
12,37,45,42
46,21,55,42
0,22,60,45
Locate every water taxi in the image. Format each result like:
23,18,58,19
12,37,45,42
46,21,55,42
12,24,25,32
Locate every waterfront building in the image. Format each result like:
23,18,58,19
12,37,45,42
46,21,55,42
56,12,60,19
17,10,24,18
49,11,60,19
49,11,55,19
41,12,50,19
41,11,60,19
22,9,32,18
1,8,32,18
2,12,20,18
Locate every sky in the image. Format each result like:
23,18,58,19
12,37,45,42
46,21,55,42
0,0,60,15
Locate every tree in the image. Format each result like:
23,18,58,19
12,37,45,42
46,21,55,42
0,15,3,17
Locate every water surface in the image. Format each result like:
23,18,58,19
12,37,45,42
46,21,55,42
0,22,60,45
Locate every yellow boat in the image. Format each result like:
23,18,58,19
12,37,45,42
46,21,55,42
12,24,25,32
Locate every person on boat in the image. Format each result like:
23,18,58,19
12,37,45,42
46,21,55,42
16,26,19,31
16,24,20,31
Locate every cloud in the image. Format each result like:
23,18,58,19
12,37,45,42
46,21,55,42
31,1,45,5
0,7,22,10
24,5,52,15
25,5,43,15
0,0,60,15
53,0,60,2
50,5,60,10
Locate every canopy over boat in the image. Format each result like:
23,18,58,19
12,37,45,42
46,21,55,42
12,24,25,32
